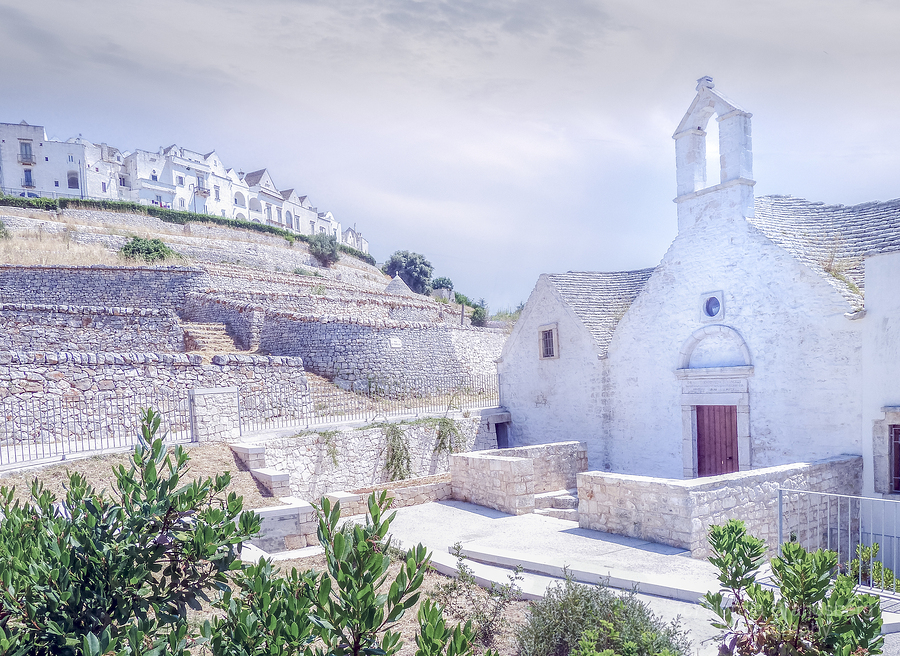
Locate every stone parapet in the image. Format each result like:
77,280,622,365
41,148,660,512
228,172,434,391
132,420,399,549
450,451,535,515
499,441,588,493
577,455,863,558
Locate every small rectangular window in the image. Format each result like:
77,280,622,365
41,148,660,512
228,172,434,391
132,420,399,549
176,175,184,186
119,176,125,186
151,174,158,181
68,154,74,163
538,324,559,360
214,185,220,201
179,198,186,209
101,182,107,192
54,180,59,187
892,425,900,493
155,194,162,204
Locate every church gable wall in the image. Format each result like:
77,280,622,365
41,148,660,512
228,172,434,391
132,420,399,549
497,277,607,465
604,211,863,478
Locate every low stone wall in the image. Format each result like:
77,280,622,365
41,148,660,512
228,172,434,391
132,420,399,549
327,473,453,516
0,264,208,311
499,441,588,493
183,293,263,350
577,455,863,559
0,304,185,352
450,452,535,515
249,499,320,553
449,441,589,516
259,410,502,500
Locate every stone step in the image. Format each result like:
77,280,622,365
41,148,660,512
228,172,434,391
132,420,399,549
552,494,578,510
182,321,239,354
534,508,578,521
534,488,578,510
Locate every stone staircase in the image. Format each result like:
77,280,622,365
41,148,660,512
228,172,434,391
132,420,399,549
533,488,579,521
182,322,240,360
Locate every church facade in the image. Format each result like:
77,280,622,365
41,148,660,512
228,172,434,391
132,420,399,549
498,78,900,498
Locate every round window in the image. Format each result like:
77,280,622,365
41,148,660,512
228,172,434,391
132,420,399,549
704,296,721,317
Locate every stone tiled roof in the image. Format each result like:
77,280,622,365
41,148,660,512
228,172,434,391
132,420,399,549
384,274,417,297
751,196,900,308
243,169,266,187
546,269,655,357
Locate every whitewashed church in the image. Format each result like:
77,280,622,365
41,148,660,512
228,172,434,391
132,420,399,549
498,78,900,499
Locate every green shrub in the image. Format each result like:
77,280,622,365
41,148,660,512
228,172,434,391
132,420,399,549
309,233,341,267
454,292,474,307
382,251,434,295
0,408,261,655
849,541,897,591
340,243,376,266
0,192,60,211
120,235,177,262
383,423,412,481
0,219,9,240
516,574,690,656
433,277,454,291
702,519,883,656
470,305,487,327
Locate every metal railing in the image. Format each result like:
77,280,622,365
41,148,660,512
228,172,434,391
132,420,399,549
17,154,36,165
0,391,191,467
240,373,500,434
778,488,900,602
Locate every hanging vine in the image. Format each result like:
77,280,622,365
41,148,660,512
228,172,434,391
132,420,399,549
431,417,464,455
318,430,340,468
383,423,412,481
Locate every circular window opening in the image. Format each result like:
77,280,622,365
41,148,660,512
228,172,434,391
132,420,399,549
704,296,721,317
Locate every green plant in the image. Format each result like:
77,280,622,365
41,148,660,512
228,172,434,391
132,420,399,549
0,192,60,211
294,267,324,277
431,417,464,455
319,430,340,467
0,218,9,240
469,305,487,327
203,491,435,656
453,292,473,307
383,423,412,481
701,519,884,656
312,283,328,295
516,572,689,656
120,235,177,262
0,408,260,655
382,251,434,295
415,599,489,656
309,233,341,267
432,277,453,291
849,542,896,591
431,544,522,648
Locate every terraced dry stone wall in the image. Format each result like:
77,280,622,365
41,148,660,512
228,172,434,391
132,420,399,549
0,264,208,311
0,304,185,352
260,411,499,500
577,455,862,558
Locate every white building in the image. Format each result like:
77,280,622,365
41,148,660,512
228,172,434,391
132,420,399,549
0,120,370,253
499,78,900,498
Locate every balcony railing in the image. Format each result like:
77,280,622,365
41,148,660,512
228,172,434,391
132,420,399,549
21,178,36,188
18,154,36,165
195,185,211,197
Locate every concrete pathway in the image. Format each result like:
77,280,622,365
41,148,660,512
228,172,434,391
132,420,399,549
379,499,900,656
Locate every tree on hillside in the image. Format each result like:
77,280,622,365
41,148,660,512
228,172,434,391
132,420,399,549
382,251,434,295
432,276,453,291
309,233,341,267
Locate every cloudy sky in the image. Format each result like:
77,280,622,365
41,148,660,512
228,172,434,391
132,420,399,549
1,0,899,308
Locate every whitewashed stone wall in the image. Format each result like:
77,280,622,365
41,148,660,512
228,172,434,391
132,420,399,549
0,304,185,352
495,441,588,493
577,455,862,558
260,411,500,500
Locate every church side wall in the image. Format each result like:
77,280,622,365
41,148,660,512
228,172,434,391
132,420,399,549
605,211,863,478
497,279,609,468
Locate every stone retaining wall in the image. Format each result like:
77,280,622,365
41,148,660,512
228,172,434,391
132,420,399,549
0,304,185,352
327,474,453,516
499,441,588,493
259,410,502,500
449,441,589,516
577,455,863,559
0,264,208,311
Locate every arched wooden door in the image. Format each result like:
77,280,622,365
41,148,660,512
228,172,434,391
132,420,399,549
696,405,738,477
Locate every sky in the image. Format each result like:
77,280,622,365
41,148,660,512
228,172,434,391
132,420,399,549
1,0,899,309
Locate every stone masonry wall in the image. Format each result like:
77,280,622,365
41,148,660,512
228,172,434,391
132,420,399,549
577,455,862,558
0,304,185,352
498,441,588,493
0,264,208,311
261,411,500,500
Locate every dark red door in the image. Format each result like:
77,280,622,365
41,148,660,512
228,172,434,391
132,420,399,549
697,405,738,477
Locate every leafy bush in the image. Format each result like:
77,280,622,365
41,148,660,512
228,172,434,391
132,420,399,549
430,544,522,647
203,491,437,656
702,519,884,656
384,423,412,481
516,574,690,656
340,243,376,266
469,305,488,327
432,277,454,291
309,232,341,267
120,236,177,262
849,542,897,591
0,408,260,655
0,192,60,211
0,219,9,240
382,251,434,295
